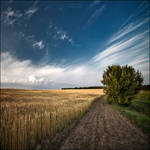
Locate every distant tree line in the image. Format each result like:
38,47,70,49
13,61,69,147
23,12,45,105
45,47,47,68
62,85,149,90
62,86,104,90
141,85,150,90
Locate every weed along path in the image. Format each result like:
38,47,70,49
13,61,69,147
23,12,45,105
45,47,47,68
41,96,149,150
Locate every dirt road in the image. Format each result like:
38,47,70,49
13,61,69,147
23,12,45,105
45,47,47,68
41,96,149,150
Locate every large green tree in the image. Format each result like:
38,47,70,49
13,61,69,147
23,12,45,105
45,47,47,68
101,65,143,105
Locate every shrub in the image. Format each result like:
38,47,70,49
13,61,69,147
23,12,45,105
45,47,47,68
101,65,143,105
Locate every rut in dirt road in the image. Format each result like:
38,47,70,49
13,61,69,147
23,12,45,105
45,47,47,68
60,96,149,150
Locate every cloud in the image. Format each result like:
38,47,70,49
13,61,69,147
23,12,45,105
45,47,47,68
52,26,74,44
1,24,149,89
108,1,149,44
119,1,148,30
25,6,39,18
1,7,23,25
20,33,45,50
58,32,73,44
59,32,67,40
90,17,149,85
33,40,45,49
25,0,39,18
109,17,149,44
86,5,105,27
86,0,101,11
1,52,92,89
93,30,149,63
1,10,149,89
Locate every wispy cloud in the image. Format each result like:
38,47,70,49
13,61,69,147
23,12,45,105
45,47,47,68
25,0,39,19
33,40,45,49
51,25,74,44
91,15,149,84
119,1,148,30
20,33,45,50
86,5,105,27
57,31,73,44
86,0,101,11
25,6,39,18
1,7,23,25
108,1,149,44
57,31,68,40
109,17,149,44
94,30,149,62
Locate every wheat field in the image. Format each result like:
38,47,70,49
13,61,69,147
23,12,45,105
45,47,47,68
0,89,103,150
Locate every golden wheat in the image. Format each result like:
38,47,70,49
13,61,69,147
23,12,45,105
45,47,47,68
0,89,103,150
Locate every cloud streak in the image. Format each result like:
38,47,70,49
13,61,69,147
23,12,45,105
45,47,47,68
109,17,149,44
25,6,39,18
86,4,105,27
86,0,101,11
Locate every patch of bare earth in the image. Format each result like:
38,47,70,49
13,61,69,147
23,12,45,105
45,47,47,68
41,96,149,150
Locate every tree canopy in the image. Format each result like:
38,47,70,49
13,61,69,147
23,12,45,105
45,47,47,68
101,65,143,105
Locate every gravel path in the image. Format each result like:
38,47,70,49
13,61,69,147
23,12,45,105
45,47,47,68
60,96,149,150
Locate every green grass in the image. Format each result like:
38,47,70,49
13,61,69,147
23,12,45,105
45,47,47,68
111,90,150,134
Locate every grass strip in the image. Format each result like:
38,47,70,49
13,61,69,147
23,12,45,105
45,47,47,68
112,103,150,134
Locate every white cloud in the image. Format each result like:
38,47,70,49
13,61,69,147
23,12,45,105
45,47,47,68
93,30,149,63
1,28,149,89
1,7,23,25
119,1,148,30
59,33,67,40
1,52,92,89
90,19,149,85
109,17,149,43
33,40,45,49
108,1,149,44
25,6,39,18
47,23,74,44
28,75,36,83
1,14,149,89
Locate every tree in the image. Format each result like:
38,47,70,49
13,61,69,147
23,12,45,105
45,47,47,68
101,65,143,105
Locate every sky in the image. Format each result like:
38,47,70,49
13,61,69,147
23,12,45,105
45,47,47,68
1,0,150,89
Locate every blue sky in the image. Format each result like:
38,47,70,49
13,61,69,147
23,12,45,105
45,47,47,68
1,0,149,89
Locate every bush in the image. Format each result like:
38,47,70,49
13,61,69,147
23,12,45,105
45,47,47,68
101,65,143,105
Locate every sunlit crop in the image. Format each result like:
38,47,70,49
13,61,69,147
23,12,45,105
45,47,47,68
0,89,103,150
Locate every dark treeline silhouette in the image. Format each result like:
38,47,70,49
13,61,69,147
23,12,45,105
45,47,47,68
62,85,150,90
141,85,150,90
62,86,104,90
